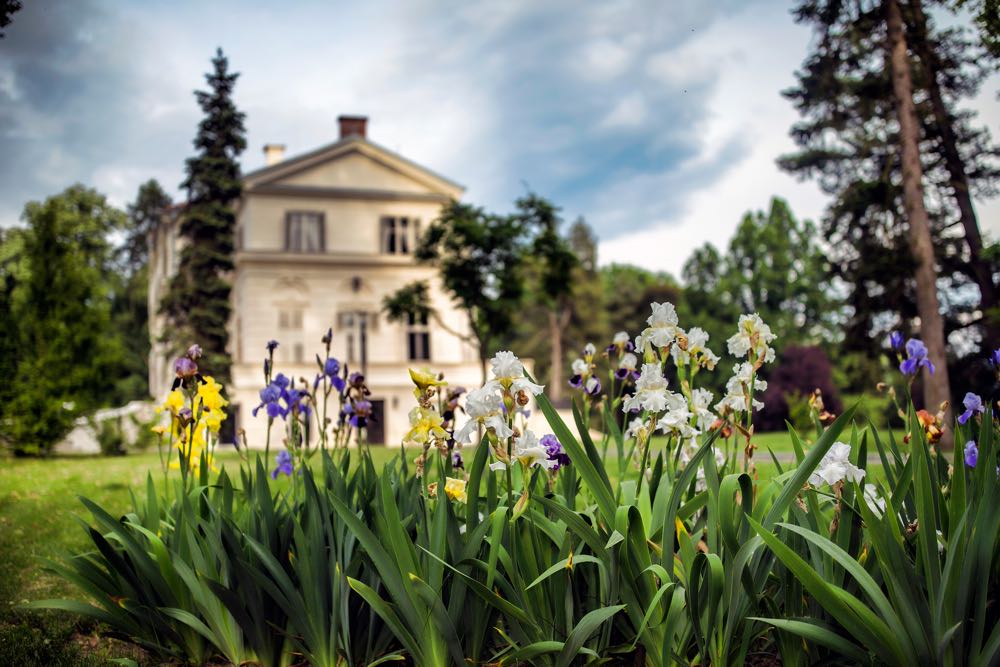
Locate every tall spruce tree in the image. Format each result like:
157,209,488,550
161,49,246,384
780,1,999,363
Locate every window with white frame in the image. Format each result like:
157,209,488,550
381,216,419,254
407,311,430,361
278,308,303,330
278,308,305,363
285,212,325,252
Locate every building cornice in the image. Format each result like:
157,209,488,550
234,249,432,269
244,183,452,203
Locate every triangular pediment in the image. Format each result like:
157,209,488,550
243,138,464,198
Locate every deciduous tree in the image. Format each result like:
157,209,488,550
4,187,125,454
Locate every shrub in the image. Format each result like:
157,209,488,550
91,416,126,457
758,344,843,431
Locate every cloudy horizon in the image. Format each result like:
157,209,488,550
2,0,998,278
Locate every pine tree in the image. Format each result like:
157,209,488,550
160,49,246,385
780,1,999,360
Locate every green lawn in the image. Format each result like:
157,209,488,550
0,437,886,665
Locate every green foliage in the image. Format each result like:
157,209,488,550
0,0,21,39
110,179,172,404
32,380,999,665
683,196,840,351
401,199,530,376
3,186,127,454
160,49,246,384
956,0,1000,58
601,263,682,335
92,417,127,457
382,280,434,325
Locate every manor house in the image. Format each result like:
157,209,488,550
148,116,483,447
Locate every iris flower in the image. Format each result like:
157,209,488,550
900,339,935,376
726,313,777,363
271,450,294,479
454,385,512,444
622,363,672,413
964,440,978,468
541,434,571,470
809,442,865,487
957,392,984,425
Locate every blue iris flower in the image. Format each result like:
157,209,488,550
900,339,935,376
958,392,984,425
271,450,294,479
964,440,978,468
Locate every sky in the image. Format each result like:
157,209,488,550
1,0,998,279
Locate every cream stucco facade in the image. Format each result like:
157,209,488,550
148,117,483,448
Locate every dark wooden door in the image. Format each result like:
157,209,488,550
366,399,385,445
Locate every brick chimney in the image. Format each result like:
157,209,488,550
263,143,286,166
338,115,368,140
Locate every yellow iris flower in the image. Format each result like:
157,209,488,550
403,407,448,446
444,477,467,503
409,368,447,398
162,390,184,415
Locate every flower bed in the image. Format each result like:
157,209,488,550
29,305,999,666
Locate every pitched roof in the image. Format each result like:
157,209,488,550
242,135,464,196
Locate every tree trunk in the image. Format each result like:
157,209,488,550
546,306,572,404
906,0,999,352
547,311,563,404
886,0,953,444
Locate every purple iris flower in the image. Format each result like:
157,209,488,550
253,382,285,419
585,376,602,397
452,451,464,470
186,344,203,360
271,450,294,479
344,400,372,428
991,348,1000,369
541,434,571,470
606,341,635,354
888,331,904,351
174,356,198,379
349,372,365,388
568,374,583,389
958,392,984,425
284,388,312,418
266,340,279,353
322,357,346,392
965,440,978,468
273,373,290,389
900,339,935,376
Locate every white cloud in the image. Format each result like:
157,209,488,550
600,92,648,128
599,2,828,278
576,38,634,81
